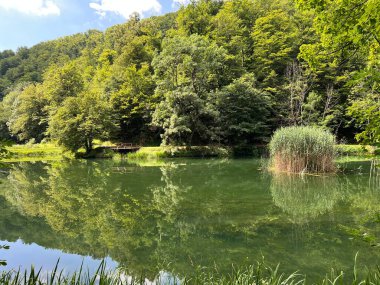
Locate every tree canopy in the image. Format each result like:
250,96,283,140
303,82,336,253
0,0,378,150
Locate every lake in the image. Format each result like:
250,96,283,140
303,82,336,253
0,158,379,282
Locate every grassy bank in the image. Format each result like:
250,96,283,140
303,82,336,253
335,144,379,156
2,143,71,162
125,145,270,162
126,146,231,161
1,260,380,285
1,142,379,163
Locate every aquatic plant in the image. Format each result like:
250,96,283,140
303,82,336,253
1,259,380,285
126,147,167,161
269,126,336,173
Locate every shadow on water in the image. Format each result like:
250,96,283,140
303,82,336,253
0,158,379,282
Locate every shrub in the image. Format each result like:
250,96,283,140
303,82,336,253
335,144,378,156
126,146,232,161
126,147,167,161
269,126,336,173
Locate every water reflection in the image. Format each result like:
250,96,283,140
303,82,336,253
0,239,116,274
270,174,343,224
0,159,379,280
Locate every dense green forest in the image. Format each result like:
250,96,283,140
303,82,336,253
0,0,378,152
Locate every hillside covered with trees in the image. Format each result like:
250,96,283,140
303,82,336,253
0,0,378,153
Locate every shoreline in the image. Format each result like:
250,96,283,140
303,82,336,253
0,143,378,163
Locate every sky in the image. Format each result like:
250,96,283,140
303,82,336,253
0,0,192,51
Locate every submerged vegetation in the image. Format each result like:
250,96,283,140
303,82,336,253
269,126,335,173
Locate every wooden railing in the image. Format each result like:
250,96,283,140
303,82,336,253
101,143,140,150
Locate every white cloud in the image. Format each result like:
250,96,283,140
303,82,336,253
89,0,162,19
0,0,60,16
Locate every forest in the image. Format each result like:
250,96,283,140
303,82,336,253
0,0,378,153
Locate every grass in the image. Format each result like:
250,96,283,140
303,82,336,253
1,143,71,162
335,144,378,156
1,143,232,163
269,126,336,173
1,140,378,164
1,259,380,285
126,146,231,162
126,147,168,161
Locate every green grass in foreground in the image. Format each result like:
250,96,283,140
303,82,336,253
1,259,380,285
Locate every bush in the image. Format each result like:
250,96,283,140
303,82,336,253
127,146,232,161
232,145,268,157
166,146,231,158
127,147,167,161
335,144,377,156
269,126,336,173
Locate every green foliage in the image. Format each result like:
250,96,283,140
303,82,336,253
110,64,156,142
48,91,117,153
7,83,49,142
152,34,230,94
297,0,380,70
215,74,271,144
296,0,380,143
176,0,222,35
2,259,380,284
0,141,8,161
335,144,376,156
348,94,380,146
3,143,66,162
126,147,167,161
0,0,378,148
152,87,219,146
251,9,300,84
43,62,84,108
0,31,102,97
269,126,336,173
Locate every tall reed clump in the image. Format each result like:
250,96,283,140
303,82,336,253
269,126,336,173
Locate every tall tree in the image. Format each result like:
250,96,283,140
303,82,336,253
251,9,301,86
152,87,219,146
176,0,222,35
43,62,84,108
152,34,230,95
110,64,156,143
215,74,272,144
297,0,380,143
48,91,116,153
7,84,48,142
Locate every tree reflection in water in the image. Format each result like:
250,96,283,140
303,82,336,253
0,159,379,281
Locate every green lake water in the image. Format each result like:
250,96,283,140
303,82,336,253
0,158,379,282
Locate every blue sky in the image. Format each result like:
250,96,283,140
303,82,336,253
0,0,189,51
